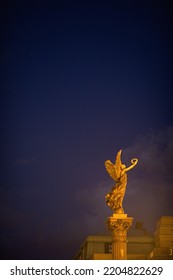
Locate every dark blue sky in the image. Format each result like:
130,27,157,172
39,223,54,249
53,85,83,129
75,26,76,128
1,0,173,259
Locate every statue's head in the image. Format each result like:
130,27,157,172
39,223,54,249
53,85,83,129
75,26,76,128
121,164,126,170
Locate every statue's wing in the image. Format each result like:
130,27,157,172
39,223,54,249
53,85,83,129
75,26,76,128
114,149,122,179
105,149,123,181
105,160,118,181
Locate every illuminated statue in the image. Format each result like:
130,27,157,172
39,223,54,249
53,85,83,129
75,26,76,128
105,149,138,214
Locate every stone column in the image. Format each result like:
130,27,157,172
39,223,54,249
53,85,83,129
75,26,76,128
107,213,133,260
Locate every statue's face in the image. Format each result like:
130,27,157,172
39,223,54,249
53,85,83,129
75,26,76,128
121,164,126,170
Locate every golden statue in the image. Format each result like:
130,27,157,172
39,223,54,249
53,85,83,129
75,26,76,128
105,149,138,214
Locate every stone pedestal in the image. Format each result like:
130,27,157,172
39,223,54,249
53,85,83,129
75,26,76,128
107,214,133,260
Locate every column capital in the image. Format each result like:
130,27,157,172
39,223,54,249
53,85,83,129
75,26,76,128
107,214,133,234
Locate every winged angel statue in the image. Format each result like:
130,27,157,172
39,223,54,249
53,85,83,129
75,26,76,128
105,149,138,214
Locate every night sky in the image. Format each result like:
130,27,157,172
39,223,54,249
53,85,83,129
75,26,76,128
1,0,173,259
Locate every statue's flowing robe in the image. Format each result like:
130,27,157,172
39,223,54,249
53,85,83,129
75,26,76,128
105,172,127,211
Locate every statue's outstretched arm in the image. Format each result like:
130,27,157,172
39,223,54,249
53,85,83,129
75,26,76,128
125,158,138,173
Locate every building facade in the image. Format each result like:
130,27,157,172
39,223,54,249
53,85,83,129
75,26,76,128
148,216,173,259
74,216,173,260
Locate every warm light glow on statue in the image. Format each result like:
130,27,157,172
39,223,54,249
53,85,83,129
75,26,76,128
105,149,138,214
